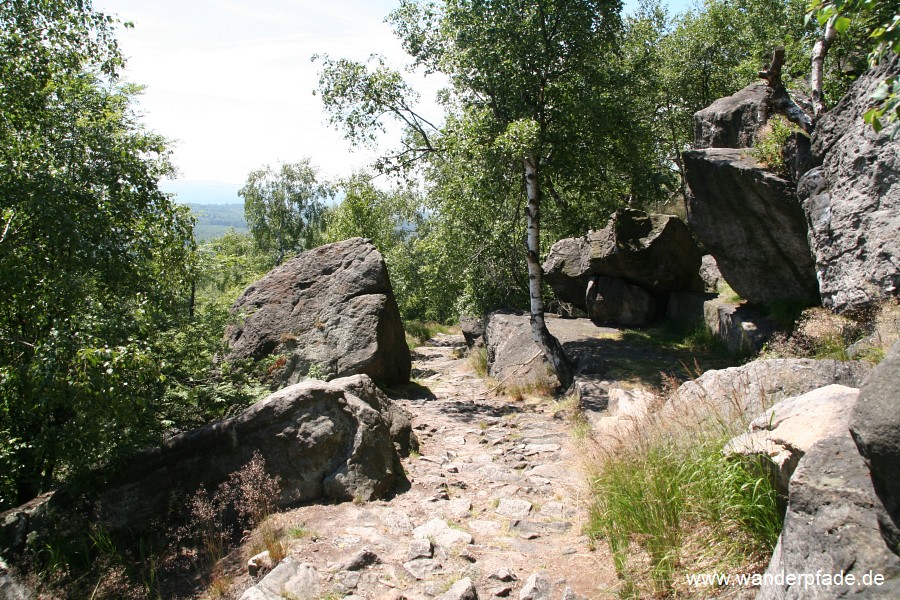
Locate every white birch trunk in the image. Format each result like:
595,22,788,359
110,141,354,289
811,20,838,117
523,155,573,389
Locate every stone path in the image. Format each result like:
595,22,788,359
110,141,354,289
233,333,618,600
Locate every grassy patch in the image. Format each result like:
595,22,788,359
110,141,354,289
600,324,739,389
404,320,453,348
469,347,488,377
586,413,781,598
761,304,893,362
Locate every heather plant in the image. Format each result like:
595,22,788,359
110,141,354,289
183,452,282,590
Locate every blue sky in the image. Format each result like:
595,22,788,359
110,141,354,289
94,0,694,204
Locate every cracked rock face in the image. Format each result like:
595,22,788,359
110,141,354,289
224,237,410,387
799,56,900,314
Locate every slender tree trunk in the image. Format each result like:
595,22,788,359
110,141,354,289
523,155,574,390
811,19,838,117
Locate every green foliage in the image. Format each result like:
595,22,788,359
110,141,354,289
752,114,800,175
186,203,248,241
809,0,900,131
0,0,195,508
239,159,331,265
404,320,451,348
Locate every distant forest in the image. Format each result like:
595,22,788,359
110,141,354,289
185,203,248,240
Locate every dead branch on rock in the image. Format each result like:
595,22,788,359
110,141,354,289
759,47,814,133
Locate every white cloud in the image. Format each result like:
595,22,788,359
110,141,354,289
94,0,446,186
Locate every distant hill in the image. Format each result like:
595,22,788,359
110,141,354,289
186,203,248,241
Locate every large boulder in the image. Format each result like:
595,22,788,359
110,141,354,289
543,209,703,311
683,148,820,306
756,434,900,599
484,312,618,390
485,311,559,389
98,375,411,533
662,358,871,425
585,275,656,326
851,341,900,552
460,315,486,349
799,57,900,314
694,82,769,149
224,238,410,387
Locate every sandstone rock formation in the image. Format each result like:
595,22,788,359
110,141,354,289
756,434,900,599
484,311,559,389
460,315,486,349
98,375,412,533
542,209,702,325
224,238,410,387
799,57,900,314
663,358,871,425
683,148,820,306
850,341,900,552
694,82,769,149
724,384,860,498
699,254,724,293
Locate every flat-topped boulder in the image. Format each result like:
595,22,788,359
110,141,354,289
224,238,410,387
693,81,769,149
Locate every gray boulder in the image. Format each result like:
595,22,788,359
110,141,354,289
585,275,656,326
485,311,559,389
694,82,769,149
240,558,321,600
224,238,410,387
699,254,724,293
663,358,871,425
800,57,900,314
703,298,780,354
724,384,860,498
99,375,410,533
851,341,900,552
460,315,486,349
543,209,702,310
756,434,900,599
440,577,478,600
667,294,779,353
683,148,820,306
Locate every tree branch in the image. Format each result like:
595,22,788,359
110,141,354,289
759,47,814,133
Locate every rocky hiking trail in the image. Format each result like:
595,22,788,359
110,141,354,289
234,333,618,600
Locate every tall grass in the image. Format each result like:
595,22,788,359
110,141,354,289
586,412,781,597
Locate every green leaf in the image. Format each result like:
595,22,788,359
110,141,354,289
833,17,851,34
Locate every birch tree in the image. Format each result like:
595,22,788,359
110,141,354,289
319,0,624,389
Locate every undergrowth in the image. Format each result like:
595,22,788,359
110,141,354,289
751,114,798,176
763,300,898,364
586,403,781,597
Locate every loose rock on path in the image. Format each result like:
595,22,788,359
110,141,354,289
234,333,617,600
